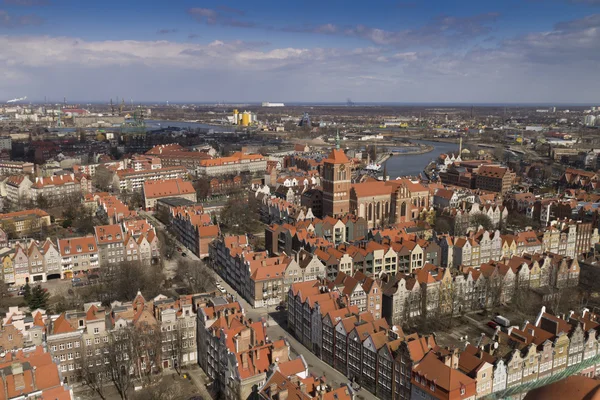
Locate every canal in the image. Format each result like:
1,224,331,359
384,140,459,178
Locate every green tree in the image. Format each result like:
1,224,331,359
194,176,211,200
23,283,32,303
28,285,49,310
469,212,494,231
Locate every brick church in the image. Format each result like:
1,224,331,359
322,146,430,229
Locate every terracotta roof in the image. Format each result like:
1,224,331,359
352,181,394,198
58,236,98,257
143,178,195,199
0,209,49,220
523,375,600,400
277,357,306,377
94,224,124,244
323,149,349,164
413,352,476,395
51,313,75,334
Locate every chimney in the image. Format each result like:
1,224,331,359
299,382,306,393
242,353,249,370
278,389,288,400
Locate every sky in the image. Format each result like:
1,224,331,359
1,0,600,103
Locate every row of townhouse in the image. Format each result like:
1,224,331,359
168,204,220,258
541,219,599,259
0,219,159,284
45,291,197,385
196,297,356,400
440,202,508,235
287,275,383,354
266,215,368,253
437,223,599,270
436,229,544,269
268,222,440,278
287,280,468,400
448,306,600,399
288,281,600,400
382,252,580,326
209,235,330,308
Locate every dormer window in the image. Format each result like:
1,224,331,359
76,246,82,252
88,245,94,251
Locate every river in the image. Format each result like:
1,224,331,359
145,119,234,132
384,140,458,178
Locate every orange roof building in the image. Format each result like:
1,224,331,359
143,177,197,210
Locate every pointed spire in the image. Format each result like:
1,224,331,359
336,129,340,150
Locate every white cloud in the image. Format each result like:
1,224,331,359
1,12,600,104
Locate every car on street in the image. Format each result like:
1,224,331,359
219,287,227,294
71,277,82,283
181,252,187,257
487,320,498,329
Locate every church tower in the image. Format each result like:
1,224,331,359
322,133,351,217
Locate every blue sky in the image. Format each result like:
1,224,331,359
1,0,600,103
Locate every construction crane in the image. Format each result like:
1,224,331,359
110,99,115,114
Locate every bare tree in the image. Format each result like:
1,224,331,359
484,275,504,315
176,259,216,293
129,323,163,386
133,377,184,400
106,327,137,400
79,342,110,400
167,320,185,375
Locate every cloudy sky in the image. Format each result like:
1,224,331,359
1,0,599,103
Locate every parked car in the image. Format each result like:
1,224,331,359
487,320,498,329
181,252,187,257
71,277,82,283
72,281,86,287
219,287,227,294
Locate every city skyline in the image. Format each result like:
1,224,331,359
1,0,600,103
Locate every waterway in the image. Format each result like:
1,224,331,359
384,140,458,178
145,119,234,132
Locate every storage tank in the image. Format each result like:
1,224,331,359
233,109,239,125
241,111,250,126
